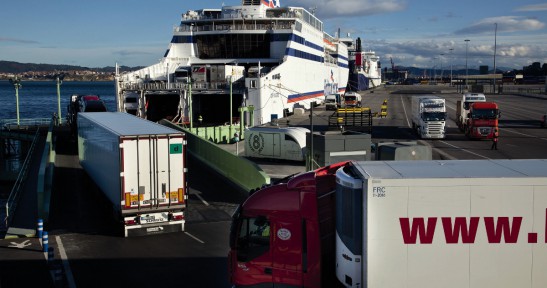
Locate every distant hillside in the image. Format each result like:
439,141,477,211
0,60,143,73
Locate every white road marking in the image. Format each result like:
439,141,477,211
438,140,491,159
502,128,547,141
8,240,31,248
56,235,77,288
191,189,209,206
401,95,411,127
185,232,205,244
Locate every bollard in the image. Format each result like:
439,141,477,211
42,231,49,252
37,219,43,239
48,247,55,265
54,264,63,286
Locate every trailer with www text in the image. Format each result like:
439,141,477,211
229,159,547,287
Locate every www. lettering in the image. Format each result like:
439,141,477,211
399,209,547,244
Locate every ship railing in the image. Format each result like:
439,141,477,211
120,81,246,92
2,126,41,232
175,20,294,33
1,118,52,130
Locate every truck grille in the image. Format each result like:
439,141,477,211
426,123,444,134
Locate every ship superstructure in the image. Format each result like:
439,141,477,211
115,0,349,126
342,37,382,91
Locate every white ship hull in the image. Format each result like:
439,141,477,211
342,37,382,91
115,0,349,126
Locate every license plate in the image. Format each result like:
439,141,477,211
140,213,168,224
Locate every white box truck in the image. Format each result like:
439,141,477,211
456,92,486,131
411,95,446,139
335,159,547,288
244,126,310,162
77,112,187,237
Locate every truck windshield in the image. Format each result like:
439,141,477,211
471,109,498,119
422,112,446,121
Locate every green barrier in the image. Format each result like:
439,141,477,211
187,125,244,144
160,120,270,194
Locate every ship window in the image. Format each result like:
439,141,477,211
196,34,271,59
236,216,271,262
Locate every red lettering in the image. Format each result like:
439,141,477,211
441,217,480,244
399,218,437,244
484,217,522,243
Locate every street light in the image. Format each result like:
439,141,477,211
198,114,203,136
56,73,65,125
465,39,470,89
8,77,22,125
449,48,454,86
439,53,445,82
493,23,497,94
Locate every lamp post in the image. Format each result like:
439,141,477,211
9,77,22,125
56,74,65,125
449,48,454,86
229,74,233,142
493,23,497,94
465,39,470,89
198,115,203,136
440,53,445,82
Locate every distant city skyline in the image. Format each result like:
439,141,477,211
1,0,546,70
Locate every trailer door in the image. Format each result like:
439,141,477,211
122,135,183,211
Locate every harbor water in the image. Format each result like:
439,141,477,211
0,80,117,196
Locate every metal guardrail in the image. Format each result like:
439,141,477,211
2,128,41,231
1,118,53,129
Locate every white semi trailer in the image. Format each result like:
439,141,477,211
244,126,310,162
336,159,547,288
77,112,187,237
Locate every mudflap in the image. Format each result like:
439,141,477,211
125,221,185,237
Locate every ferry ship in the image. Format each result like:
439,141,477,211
341,37,382,91
115,0,349,126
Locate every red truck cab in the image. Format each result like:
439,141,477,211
465,101,500,139
228,162,346,287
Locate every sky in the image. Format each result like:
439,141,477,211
1,0,546,71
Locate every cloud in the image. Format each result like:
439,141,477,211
284,0,406,18
454,16,545,35
516,3,547,12
366,38,547,69
0,37,38,44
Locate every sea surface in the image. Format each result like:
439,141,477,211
1,81,117,196
0,80,117,120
